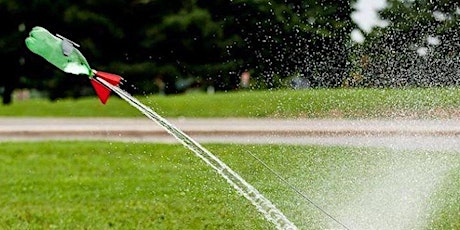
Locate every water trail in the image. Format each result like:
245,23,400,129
96,77,297,230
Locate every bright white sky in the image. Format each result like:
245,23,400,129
351,0,389,43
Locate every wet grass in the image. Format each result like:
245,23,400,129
2,87,460,118
0,142,271,229
1,141,459,229
427,169,460,230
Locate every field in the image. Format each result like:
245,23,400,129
1,88,460,229
2,87,460,118
1,142,459,229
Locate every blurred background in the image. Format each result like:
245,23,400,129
0,0,458,104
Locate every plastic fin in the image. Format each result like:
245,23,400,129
95,71,122,86
91,78,111,104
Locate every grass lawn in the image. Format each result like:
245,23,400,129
1,141,459,229
2,87,460,118
2,87,460,229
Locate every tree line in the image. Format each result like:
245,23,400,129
352,0,459,87
0,0,458,104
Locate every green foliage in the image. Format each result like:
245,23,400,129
353,0,460,87
1,0,356,103
2,0,459,103
222,0,354,88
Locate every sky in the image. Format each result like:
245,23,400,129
351,0,389,43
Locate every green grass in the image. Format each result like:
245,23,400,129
427,170,460,230
3,87,460,118
1,141,459,229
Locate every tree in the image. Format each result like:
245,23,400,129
355,0,460,87
134,0,238,93
1,0,357,104
209,0,355,88
0,0,26,104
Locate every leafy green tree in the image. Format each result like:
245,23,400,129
132,0,238,93
1,0,357,103
0,0,26,104
355,0,460,87
210,0,354,88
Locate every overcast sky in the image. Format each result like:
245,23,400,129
351,0,388,42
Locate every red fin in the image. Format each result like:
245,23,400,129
95,71,122,86
91,78,111,104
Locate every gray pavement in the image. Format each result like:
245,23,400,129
1,117,460,151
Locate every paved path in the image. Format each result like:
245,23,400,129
1,117,460,151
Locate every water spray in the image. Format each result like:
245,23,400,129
97,77,298,229
25,26,355,229
247,151,350,230
25,26,298,229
